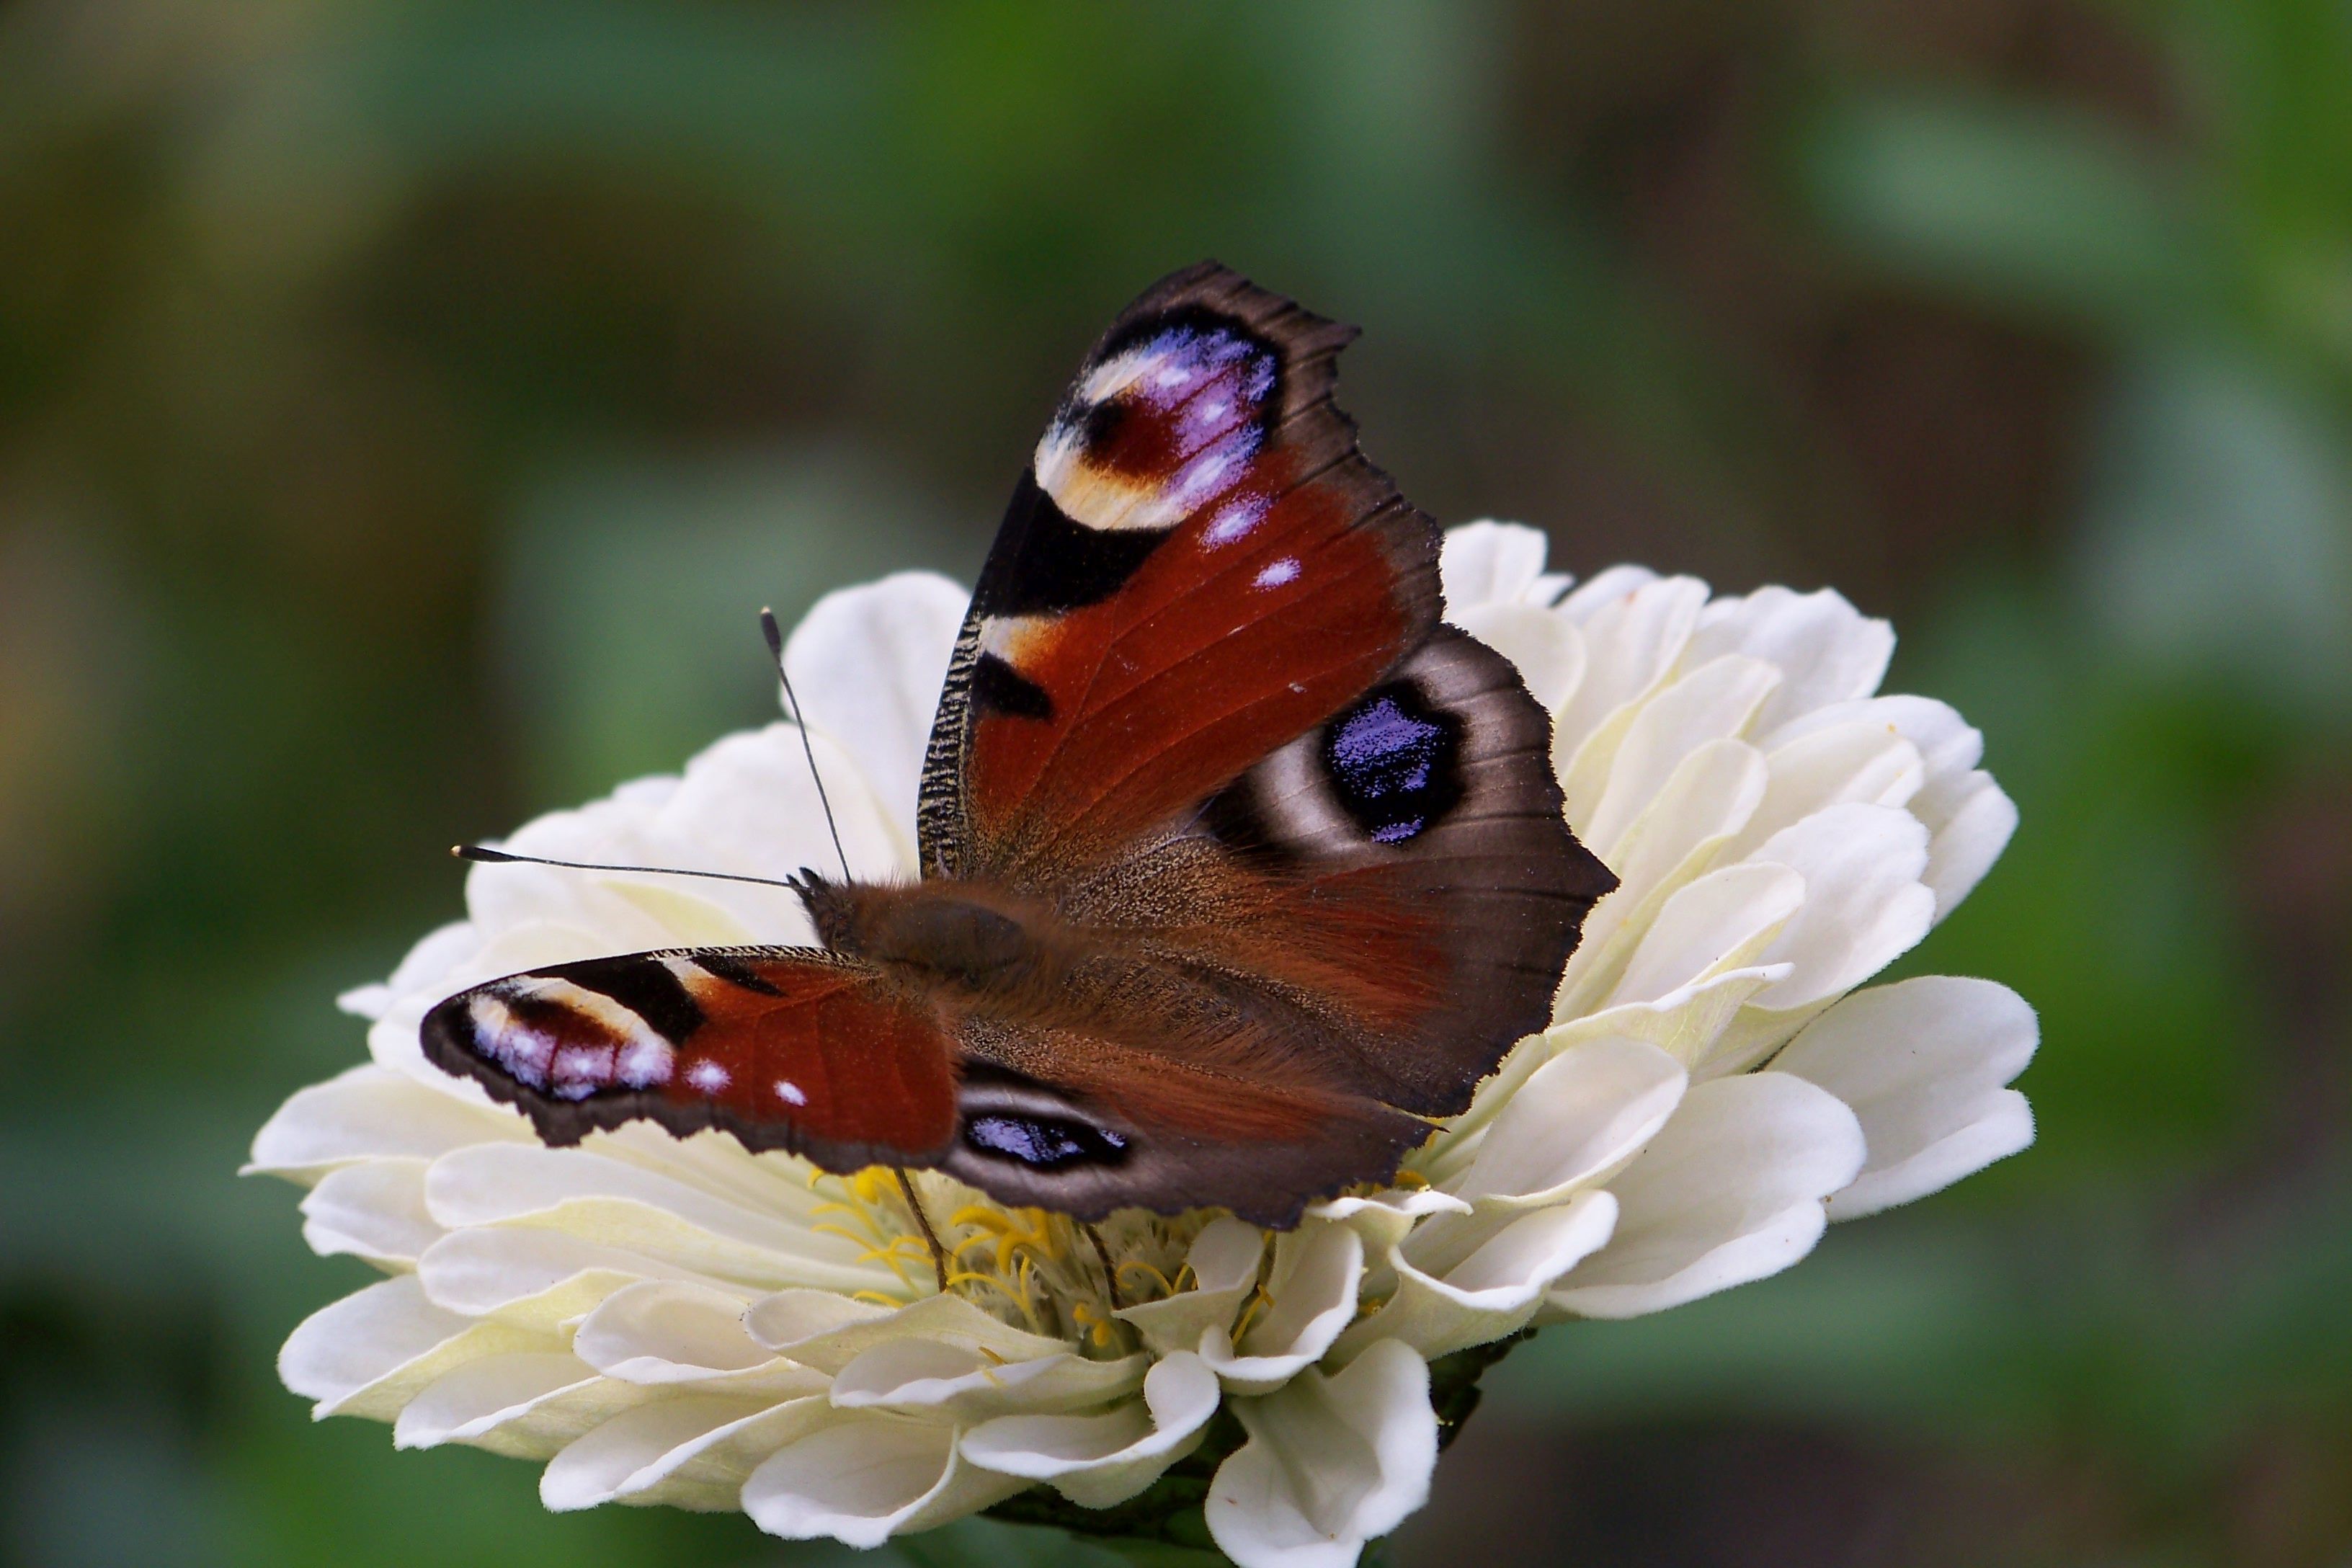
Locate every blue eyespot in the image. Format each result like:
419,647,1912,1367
1324,685,1463,844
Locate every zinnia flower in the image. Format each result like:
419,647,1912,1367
250,522,2034,1566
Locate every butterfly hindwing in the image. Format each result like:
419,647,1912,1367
421,948,959,1173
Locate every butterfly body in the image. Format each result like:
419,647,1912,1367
425,263,1617,1227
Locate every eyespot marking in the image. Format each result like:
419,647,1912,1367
1322,683,1464,845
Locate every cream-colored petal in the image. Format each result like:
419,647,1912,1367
1447,1037,1687,1208
1685,585,1894,734
396,1353,647,1458
1572,655,1781,848
1451,600,1586,710
1206,1339,1438,1568
1920,772,2017,919
749,1291,1072,1376
831,1340,1147,1420
1773,976,2037,1219
1719,721,1924,864
1439,521,1554,608
540,1394,831,1513
1200,1223,1363,1395
300,1157,440,1266
572,1280,820,1397
1115,1216,1265,1358
740,1412,1028,1547
1746,803,1936,1012
783,571,969,855
416,1226,732,1331
246,1066,528,1180
1335,1193,1618,1365
279,1275,553,1422
337,919,478,1020
960,1352,1223,1510
1553,739,1769,1015
1551,574,1711,773
423,1144,893,1296
1548,1073,1864,1319
1603,863,1805,1013
1306,1189,1473,1254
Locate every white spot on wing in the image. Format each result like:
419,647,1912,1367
685,1059,730,1094
774,1079,807,1106
1254,557,1301,589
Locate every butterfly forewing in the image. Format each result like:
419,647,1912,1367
421,948,959,1174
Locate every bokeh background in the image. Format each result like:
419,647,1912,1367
4,3,2349,1564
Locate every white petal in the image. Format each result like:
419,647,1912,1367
1556,564,1662,621
960,1352,1223,1510
1549,1073,1864,1319
1448,1037,1687,1208
1206,1338,1438,1568
741,1412,1027,1547
1747,803,1936,1011
783,571,969,853
1720,721,1924,864
338,919,478,1019
1450,600,1585,710
1335,1193,1618,1364
1685,585,1894,734
1573,655,1781,850
423,1144,892,1296
1306,1189,1473,1254
572,1280,818,1392
1920,772,2018,918
396,1353,645,1457
279,1275,551,1421
830,1340,1146,1420
1115,1216,1266,1358
748,1291,1070,1375
1551,575,1711,771
1199,1224,1362,1395
416,1226,726,1330
300,1157,441,1265
1439,521,1554,608
246,1066,527,1178
1773,976,2038,1218
541,1394,833,1513
1604,863,1806,1012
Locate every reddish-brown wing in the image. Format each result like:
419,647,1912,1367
917,262,1443,882
420,948,957,1174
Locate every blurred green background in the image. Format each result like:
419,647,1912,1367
4,2,2348,1564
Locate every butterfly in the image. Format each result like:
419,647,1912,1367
424,262,1618,1229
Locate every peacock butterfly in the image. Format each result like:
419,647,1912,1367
423,262,1617,1229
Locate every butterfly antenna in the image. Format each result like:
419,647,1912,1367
451,844,813,894
761,608,852,884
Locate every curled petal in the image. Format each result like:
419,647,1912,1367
831,1340,1146,1420
1199,1223,1363,1395
543,1394,834,1513
280,1275,552,1422
1449,1037,1686,1208
1684,584,1894,735
1206,1339,1438,1568
1307,1189,1472,1253
1549,1073,1864,1319
1772,976,2037,1218
299,1157,441,1265
1334,1191,1618,1364
1116,1216,1265,1357
246,1066,527,1179
396,1353,645,1457
573,1280,820,1396
749,1290,1070,1374
961,1351,1223,1508
740,1411,1028,1547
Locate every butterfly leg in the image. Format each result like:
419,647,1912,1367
893,1166,951,1293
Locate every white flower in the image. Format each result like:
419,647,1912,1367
251,526,2033,1567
